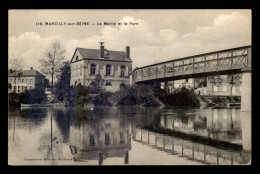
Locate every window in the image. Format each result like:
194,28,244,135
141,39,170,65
18,86,20,92
121,66,125,76
119,132,125,144
105,81,112,86
30,86,32,90
76,56,79,61
105,133,110,145
120,82,125,88
22,86,24,91
22,79,24,83
106,64,111,75
89,134,95,146
91,64,96,75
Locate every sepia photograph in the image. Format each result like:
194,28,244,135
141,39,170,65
8,9,251,165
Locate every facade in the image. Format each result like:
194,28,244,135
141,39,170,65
69,114,131,164
8,67,49,93
161,74,241,96
70,42,133,92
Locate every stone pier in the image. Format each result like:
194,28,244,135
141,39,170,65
240,68,252,151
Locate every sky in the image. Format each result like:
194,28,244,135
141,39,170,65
8,9,251,75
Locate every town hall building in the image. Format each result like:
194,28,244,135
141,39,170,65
70,42,133,92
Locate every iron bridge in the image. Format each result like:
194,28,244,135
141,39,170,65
133,46,251,83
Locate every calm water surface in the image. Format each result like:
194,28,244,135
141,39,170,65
8,106,250,165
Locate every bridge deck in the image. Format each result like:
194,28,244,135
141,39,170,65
133,46,251,83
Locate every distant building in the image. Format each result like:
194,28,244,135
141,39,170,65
70,42,133,92
8,67,49,93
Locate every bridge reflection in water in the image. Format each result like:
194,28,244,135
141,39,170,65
133,128,250,165
9,107,251,165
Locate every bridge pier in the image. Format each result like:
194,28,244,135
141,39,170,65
241,68,251,112
240,68,251,152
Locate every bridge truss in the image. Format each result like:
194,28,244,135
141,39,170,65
133,46,251,83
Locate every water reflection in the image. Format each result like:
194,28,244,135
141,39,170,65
8,106,250,165
158,109,242,144
69,108,131,165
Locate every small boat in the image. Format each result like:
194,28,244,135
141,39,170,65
21,103,54,107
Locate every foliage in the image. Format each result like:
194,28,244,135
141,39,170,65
112,84,161,107
39,40,66,87
8,88,47,106
226,73,242,96
25,89,47,104
158,86,200,107
194,77,207,88
63,74,112,107
53,61,71,102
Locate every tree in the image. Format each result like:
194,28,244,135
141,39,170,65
226,73,242,96
53,61,71,102
9,54,24,93
194,77,207,88
207,75,223,95
89,74,105,94
39,40,66,88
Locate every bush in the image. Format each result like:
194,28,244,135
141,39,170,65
112,84,160,107
8,88,47,106
158,86,199,107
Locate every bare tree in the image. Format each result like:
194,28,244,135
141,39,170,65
226,73,242,96
207,75,223,95
8,53,24,93
39,40,66,88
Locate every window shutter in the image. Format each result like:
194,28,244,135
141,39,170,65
103,65,106,75
111,65,114,75
118,66,121,76
88,64,91,75
125,66,128,76
96,64,99,75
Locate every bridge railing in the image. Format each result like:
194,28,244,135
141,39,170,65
133,46,251,83
133,128,251,165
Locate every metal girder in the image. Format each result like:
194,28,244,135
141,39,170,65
133,46,251,83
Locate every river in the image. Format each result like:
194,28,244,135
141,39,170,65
8,106,251,165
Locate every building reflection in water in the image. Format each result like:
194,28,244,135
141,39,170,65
69,108,131,165
159,109,242,144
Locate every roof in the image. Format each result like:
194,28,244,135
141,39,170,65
8,69,46,77
74,47,132,62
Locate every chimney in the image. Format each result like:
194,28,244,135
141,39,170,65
30,67,33,70
126,46,130,58
100,42,104,58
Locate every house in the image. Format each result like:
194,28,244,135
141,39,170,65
70,42,133,92
8,67,49,93
69,109,131,164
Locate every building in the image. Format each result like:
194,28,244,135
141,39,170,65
69,109,131,164
160,74,241,96
8,67,49,93
70,42,133,92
